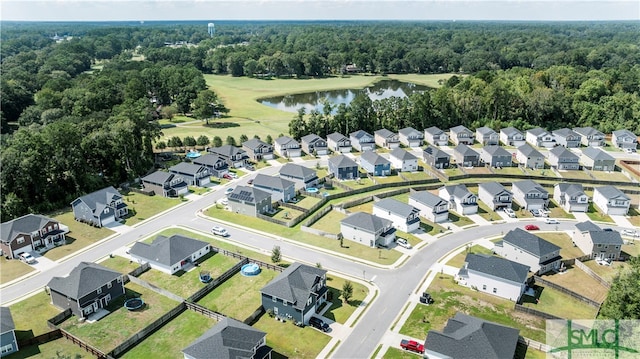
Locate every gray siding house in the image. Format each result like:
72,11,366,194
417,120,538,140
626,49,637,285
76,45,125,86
612,129,638,150
398,127,424,147
47,262,125,318
328,155,359,180
548,146,580,170
439,184,478,215
359,151,391,176
389,148,418,172
553,183,589,213
456,253,529,301
192,153,229,178
372,198,421,233
500,127,525,147
494,228,561,274
515,144,545,169
511,180,549,210
374,128,400,150
480,145,512,168
71,186,129,227
182,318,270,359
129,234,211,275
423,146,450,169
278,163,319,189
478,182,512,211
526,127,555,148
0,307,18,357
260,263,328,325
274,136,302,158
207,145,248,168
449,125,474,145
408,191,449,223
475,126,499,145
326,132,352,153
252,174,296,203
242,138,274,161
349,130,376,152
573,221,623,261
573,127,605,147
1,214,68,260
553,128,581,148
169,162,211,187
593,186,631,216
228,186,272,217
581,147,615,171
340,212,396,248
453,144,480,167
424,126,449,146
301,134,328,156
141,171,189,197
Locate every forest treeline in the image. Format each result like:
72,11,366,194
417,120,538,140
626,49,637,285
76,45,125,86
1,21,639,220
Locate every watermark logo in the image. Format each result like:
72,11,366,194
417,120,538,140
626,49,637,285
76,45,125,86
547,319,640,358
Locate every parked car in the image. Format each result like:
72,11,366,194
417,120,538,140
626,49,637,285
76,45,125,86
525,224,540,231
603,228,615,232
621,229,639,237
396,238,412,249
225,187,234,195
308,317,330,332
245,164,256,171
419,292,434,305
228,172,238,179
625,148,637,154
218,198,228,206
211,226,229,237
247,178,254,185
596,258,612,266
544,218,559,224
18,252,36,264
529,209,541,217
503,207,516,218
222,173,233,180
400,339,425,354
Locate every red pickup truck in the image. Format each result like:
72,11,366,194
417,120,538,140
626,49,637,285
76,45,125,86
400,339,425,354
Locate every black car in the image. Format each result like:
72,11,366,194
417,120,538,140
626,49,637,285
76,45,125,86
419,292,434,305
308,317,330,332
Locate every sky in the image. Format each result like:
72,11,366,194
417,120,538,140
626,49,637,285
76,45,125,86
2,0,639,22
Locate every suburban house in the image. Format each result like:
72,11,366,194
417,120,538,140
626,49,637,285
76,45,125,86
573,221,623,261
500,127,525,147
260,262,328,325
47,262,125,318
494,228,561,274
593,186,631,215
359,151,391,176
480,145,513,168
207,145,248,168
301,134,328,156
548,146,580,170
389,148,418,172
182,317,270,359
328,155,359,180
409,191,449,223
424,126,449,146
515,143,545,169
398,127,424,147
553,128,581,148
573,127,605,147
71,186,129,227
326,132,352,154
192,153,229,178
581,147,615,171
478,182,512,211
1,307,18,357
129,234,211,275
423,146,450,169
242,138,274,161
169,162,210,187
553,183,589,213
274,136,302,158
449,125,475,145
475,126,499,145
372,198,421,233
511,180,549,210
374,128,400,150
424,313,520,359
456,253,530,301
141,171,189,197
453,144,480,167
612,129,638,150
340,212,396,248
228,186,273,217
439,184,478,215
525,127,555,148
278,163,319,189
1,214,68,260
252,174,296,203
349,130,376,152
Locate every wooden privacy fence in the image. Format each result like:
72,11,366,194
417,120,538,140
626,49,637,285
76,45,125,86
60,328,110,359
519,336,552,353
533,276,601,308
47,308,72,329
17,329,62,348
185,301,226,321
514,304,562,320
127,262,151,278
574,259,611,288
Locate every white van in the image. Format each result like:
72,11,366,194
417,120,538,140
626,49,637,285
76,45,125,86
396,238,412,249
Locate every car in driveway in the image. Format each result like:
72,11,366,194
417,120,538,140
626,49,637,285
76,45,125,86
308,317,330,332
225,187,234,195
396,238,412,249
222,173,233,180
211,226,229,237
596,258,612,266
19,252,36,264
503,207,516,218
621,229,639,237
529,209,541,217
524,224,540,231
544,218,559,224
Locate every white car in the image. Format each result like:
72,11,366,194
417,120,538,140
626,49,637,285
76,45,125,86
211,226,229,237
396,238,412,249
621,229,639,237
225,187,234,195
218,198,229,206
503,208,516,218
18,252,36,264
596,258,612,266
545,218,559,224
625,148,637,154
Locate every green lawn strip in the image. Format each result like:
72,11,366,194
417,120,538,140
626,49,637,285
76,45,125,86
419,219,448,236
10,291,63,340
401,171,433,181
588,170,631,182
61,282,180,353
386,73,455,88
342,178,376,189
309,210,347,234
382,347,421,358
547,200,575,219
196,270,280,321
446,245,493,268
253,313,331,359
476,200,500,222
374,175,405,184
99,255,141,274
45,210,114,261
492,166,526,176
316,168,329,179
188,186,211,196
121,192,182,226
463,167,493,175
400,274,546,342
121,310,217,359
586,203,614,223
621,242,640,257
346,201,374,214
268,206,305,222
524,347,548,359
10,337,90,359
512,202,534,218
294,195,322,209
627,212,640,227
558,170,593,181
448,212,474,227
322,276,369,324
0,257,35,284
580,259,627,283
521,285,599,319
535,232,584,259
536,265,609,303
443,167,465,177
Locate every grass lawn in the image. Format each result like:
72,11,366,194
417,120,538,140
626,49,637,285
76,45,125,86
419,219,448,236
99,255,141,274
121,192,182,226
622,242,640,257
188,186,211,196
588,170,631,182
448,212,474,227
345,201,374,214
8,338,90,359
537,265,609,303
294,195,322,209
520,285,599,319
121,310,217,359
382,347,422,358
268,206,305,222
524,347,547,359
524,168,559,178
446,245,494,268
558,170,593,181
400,274,546,342
10,291,63,340
374,175,405,184
477,201,501,222
401,171,433,181
586,203,614,223
342,178,375,189
310,210,347,234
463,167,493,175
493,166,526,176
626,208,640,227
62,282,180,353
253,312,331,359
322,275,369,324
196,270,280,322
547,200,575,219
443,167,465,177
316,168,329,179
512,202,534,218
581,259,627,284
45,210,114,261
536,232,584,259
0,257,35,285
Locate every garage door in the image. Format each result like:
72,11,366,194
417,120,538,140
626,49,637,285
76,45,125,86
13,246,31,256
199,177,211,186
101,215,116,226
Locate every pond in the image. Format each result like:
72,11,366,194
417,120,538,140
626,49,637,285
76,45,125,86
258,79,430,114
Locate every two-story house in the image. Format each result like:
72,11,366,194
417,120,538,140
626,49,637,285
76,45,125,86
548,146,580,170
553,183,589,213
274,136,302,158
612,129,638,150
326,132,352,154
525,127,555,148
511,180,549,210
439,184,478,215
408,190,449,223
340,212,396,248
475,126,499,145
0,307,18,357
398,127,424,148
424,126,449,146
71,186,129,227
141,171,189,197
373,198,420,233
328,155,359,180
260,262,328,325
593,186,631,215
301,134,328,156
242,138,274,161
581,147,615,171
129,234,211,275
207,145,248,168
47,262,125,318
449,125,475,145
359,151,391,176
252,174,296,203
169,162,211,187
553,128,581,148
278,163,319,189
515,143,545,169
573,221,623,261
480,145,513,168
349,130,376,152
453,144,480,167
389,148,418,172
500,127,525,147
494,228,561,274
374,129,400,150
182,318,270,359
478,182,512,211
228,186,272,217
573,127,605,147
423,146,450,169
1,214,68,259
192,153,229,178
456,253,530,302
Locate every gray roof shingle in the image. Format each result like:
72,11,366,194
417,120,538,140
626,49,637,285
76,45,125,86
482,145,511,157
374,198,419,218
516,143,543,158
594,186,630,201
327,132,348,143
550,146,579,160
141,170,174,185
454,144,479,157
573,127,604,138
463,253,529,283
328,155,358,169
423,146,450,159
374,128,396,139
228,185,271,204
47,262,121,300
208,145,245,158
441,184,473,200
512,180,547,196
261,262,326,310
409,191,447,207
476,126,497,136
75,186,122,213
275,135,298,146
553,128,579,138
589,231,624,245
556,183,585,198
350,130,374,140
129,234,209,267
450,125,472,134
479,182,511,196
501,127,522,137
169,162,206,176
193,153,225,167
582,147,614,161
503,228,561,257
253,174,295,191
424,126,445,136
1,307,15,334
575,221,602,232
360,151,390,166
278,163,317,179
399,127,423,138
340,212,392,233
527,127,549,137
1,214,59,244
182,317,266,359
389,148,417,161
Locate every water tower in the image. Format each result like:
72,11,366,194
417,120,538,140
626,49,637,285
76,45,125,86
208,23,215,37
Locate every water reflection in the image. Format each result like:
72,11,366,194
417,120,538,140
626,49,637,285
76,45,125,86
259,80,429,114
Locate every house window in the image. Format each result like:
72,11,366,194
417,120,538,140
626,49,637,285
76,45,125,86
17,238,25,244
272,296,277,303
307,297,313,306
482,285,487,290
97,287,102,294
493,288,497,294
283,301,287,306
1,344,15,354
107,282,112,289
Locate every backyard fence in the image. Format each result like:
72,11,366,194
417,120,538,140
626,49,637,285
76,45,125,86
519,336,552,353
303,204,334,227
243,306,265,325
188,258,247,303
184,301,227,321
126,275,185,302
17,329,62,348
60,328,111,359
47,308,73,329
279,201,309,214
248,258,286,272
514,304,562,320
574,259,611,289
533,276,601,308
301,225,342,240
127,262,151,278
